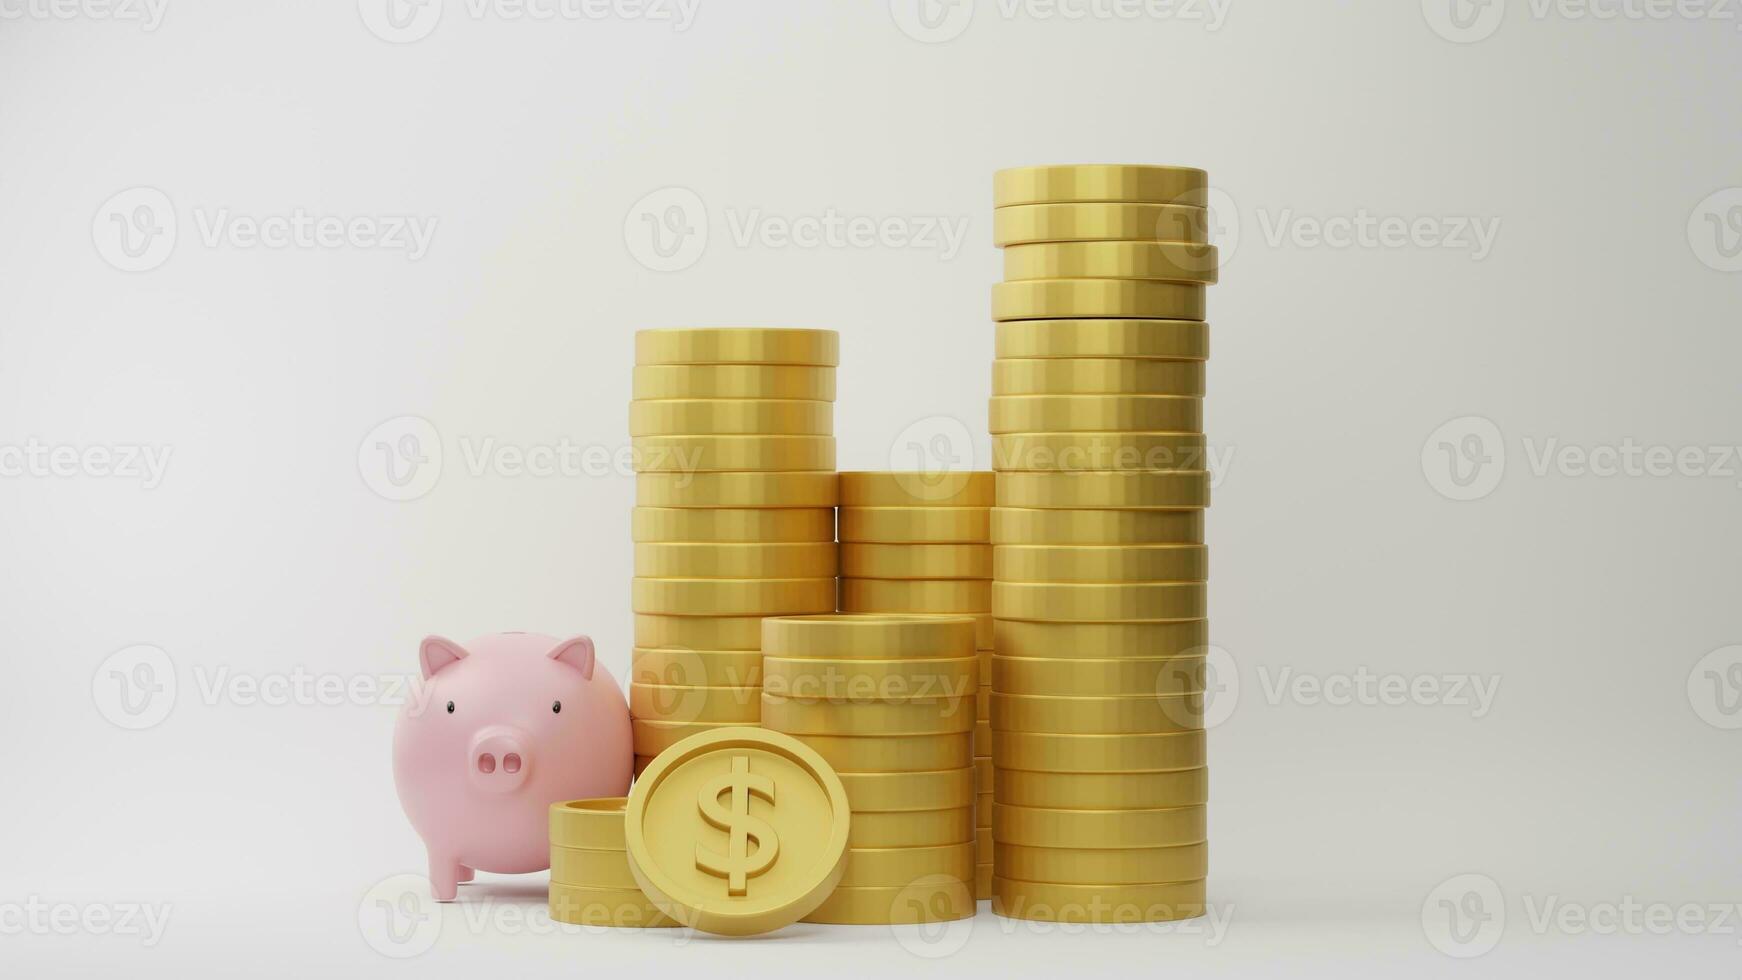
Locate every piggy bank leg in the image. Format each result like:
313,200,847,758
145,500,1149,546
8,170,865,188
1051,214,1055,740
457,867,475,884
429,852,463,902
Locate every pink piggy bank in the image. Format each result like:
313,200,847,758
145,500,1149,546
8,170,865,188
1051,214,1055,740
393,632,632,900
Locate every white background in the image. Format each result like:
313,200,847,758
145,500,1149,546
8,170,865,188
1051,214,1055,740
2,0,1740,975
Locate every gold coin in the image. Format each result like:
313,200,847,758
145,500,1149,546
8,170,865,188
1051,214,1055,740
634,614,765,651
837,843,976,888
632,435,835,472
635,473,839,509
635,328,839,367
977,832,993,863
838,471,995,507
761,656,978,703
993,654,1206,697
991,878,1206,922
974,719,992,757
995,619,1210,660
839,578,992,614
838,507,991,544
977,864,992,899
548,882,678,928
761,614,976,661
991,508,1203,546
625,726,851,936
993,164,1209,208
992,581,1207,623
629,683,761,724
629,399,834,437
976,758,993,792
992,803,1207,849
997,471,1210,511
550,844,640,890
979,651,994,685
993,358,1206,396
549,798,630,850
993,544,1209,584
835,767,976,813
849,807,976,848
988,394,1202,435
761,694,975,736
991,691,1204,734
996,319,1209,361
634,542,837,579
1003,240,1218,284
631,577,836,616
804,877,975,924
631,507,835,543
995,768,1209,810
977,790,993,817
798,732,975,772
991,730,1206,773
993,280,1207,322
633,364,836,401
632,719,739,755
840,543,993,580
992,203,1210,246
993,431,1210,473
633,648,765,688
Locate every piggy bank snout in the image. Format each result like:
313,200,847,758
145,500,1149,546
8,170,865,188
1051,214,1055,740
468,727,531,793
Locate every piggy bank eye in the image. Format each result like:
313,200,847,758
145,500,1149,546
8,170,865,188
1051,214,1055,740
445,701,455,714
552,700,562,714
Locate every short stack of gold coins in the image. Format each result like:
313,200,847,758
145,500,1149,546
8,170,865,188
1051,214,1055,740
629,329,842,770
760,614,978,924
836,471,996,898
987,165,1216,923
548,798,676,928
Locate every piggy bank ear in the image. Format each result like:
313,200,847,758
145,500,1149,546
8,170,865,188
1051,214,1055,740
546,636,596,680
419,635,469,680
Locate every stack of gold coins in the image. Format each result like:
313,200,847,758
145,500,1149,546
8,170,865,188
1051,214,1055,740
549,798,676,928
760,614,978,924
629,329,841,769
837,471,996,899
988,165,1215,924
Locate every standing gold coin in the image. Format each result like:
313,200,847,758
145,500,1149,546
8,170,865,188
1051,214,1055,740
631,577,836,616
996,319,1209,361
992,654,1206,696
635,472,839,509
837,843,976,887
762,613,976,661
989,395,1203,435
992,803,1207,849
993,358,1207,396
996,471,1211,511
990,692,1204,734
549,798,630,850
993,431,1209,473
991,878,1206,922
548,881,679,928
799,732,974,773
993,544,1209,584
840,543,993,580
631,507,835,543
993,164,1209,208
761,694,975,736
632,364,836,401
632,435,835,472
635,614,766,652
835,767,976,813
1003,240,1218,284
994,619,1209,660
992,581,1207,623
849,807,976,848
635,328,839,367
838,471,995,507
838,507,991,544
991,508,1203,546
634,542,838,579
633,647,766,688
991,730,1206,773
839,578,993,614
629,399,833,437
629,683,761,724
992,203,1210,246
804,877,975,924
994,768,1209,810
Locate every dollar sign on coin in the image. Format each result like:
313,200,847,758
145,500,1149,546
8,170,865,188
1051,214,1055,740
695,755,780,896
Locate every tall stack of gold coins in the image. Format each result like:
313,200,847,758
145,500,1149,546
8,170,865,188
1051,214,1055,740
760,614,977,924
548,798,675,928
836,471,996,899
629,328,841,770
987,165,1216,923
